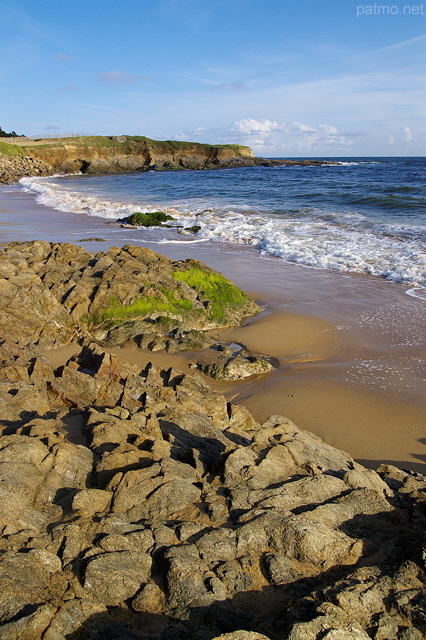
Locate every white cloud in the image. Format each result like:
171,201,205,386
172,114,424,157
231,118,280,136
173,118,348,155
226,118,345,154
401,126,413,142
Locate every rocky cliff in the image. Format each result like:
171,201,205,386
0,135,333,183
0,136,255,182
0,242,425,640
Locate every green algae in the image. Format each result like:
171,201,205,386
117,211,174,227
172,266,253,324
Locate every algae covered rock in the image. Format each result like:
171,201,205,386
0,241,260,351
117,210,174,226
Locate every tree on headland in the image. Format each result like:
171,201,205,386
0,126,24,138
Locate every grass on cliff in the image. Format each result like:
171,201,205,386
93,289,193,326
123,136,252,155
0,141,25,157
24,136,126,151
172,266,252,324
19,134,252,157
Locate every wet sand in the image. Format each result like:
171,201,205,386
2,184,425,473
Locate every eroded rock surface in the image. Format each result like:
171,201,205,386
199,345,273,380
0,241,424,639
0,241,259,351
0,336,425,640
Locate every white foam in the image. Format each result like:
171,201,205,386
187,209,426,288
405,287,426,301
19,176,154,220
18,175,426,289
151,238,210,244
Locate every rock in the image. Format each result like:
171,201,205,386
0,153,53,183
111,465,202,522
0,245,425,640
162,544,209,610
211,633,272,640
0,241,260,351
83,550,152,606
287,603,372,639
131,583,166,613
0,551,63,624
0,603,57,640
264,553,301,585
41,599,107,640
279,515,363,568
71,488,113,515
200,353,273,380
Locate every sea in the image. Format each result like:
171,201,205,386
18,156,426,297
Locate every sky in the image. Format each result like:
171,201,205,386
0,0,425,156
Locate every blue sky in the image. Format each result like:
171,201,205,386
0,0,425,156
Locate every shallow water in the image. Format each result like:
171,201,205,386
17,157,426,291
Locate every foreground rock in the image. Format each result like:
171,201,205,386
0,241,259,351
0,336,425,639
0,241,425,639
199,345,273,380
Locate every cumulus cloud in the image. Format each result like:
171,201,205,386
225,118,350,154
401,126,413,142
231,118,280,136
98,70,153,85
281,122,341,147
174,118,353,155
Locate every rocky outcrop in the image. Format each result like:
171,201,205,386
0,135,336,183
0,241,260,351
0,241,425,639
0,338,425,640
0,153,53,183
0,136,255,182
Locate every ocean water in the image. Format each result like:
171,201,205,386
19,157,426,295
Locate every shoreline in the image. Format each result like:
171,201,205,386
1,182,425,473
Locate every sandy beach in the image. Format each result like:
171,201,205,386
2,183,425,473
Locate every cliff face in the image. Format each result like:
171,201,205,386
0,135,334,183
0,136,255,179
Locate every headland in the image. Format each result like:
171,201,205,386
0,134,334,183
